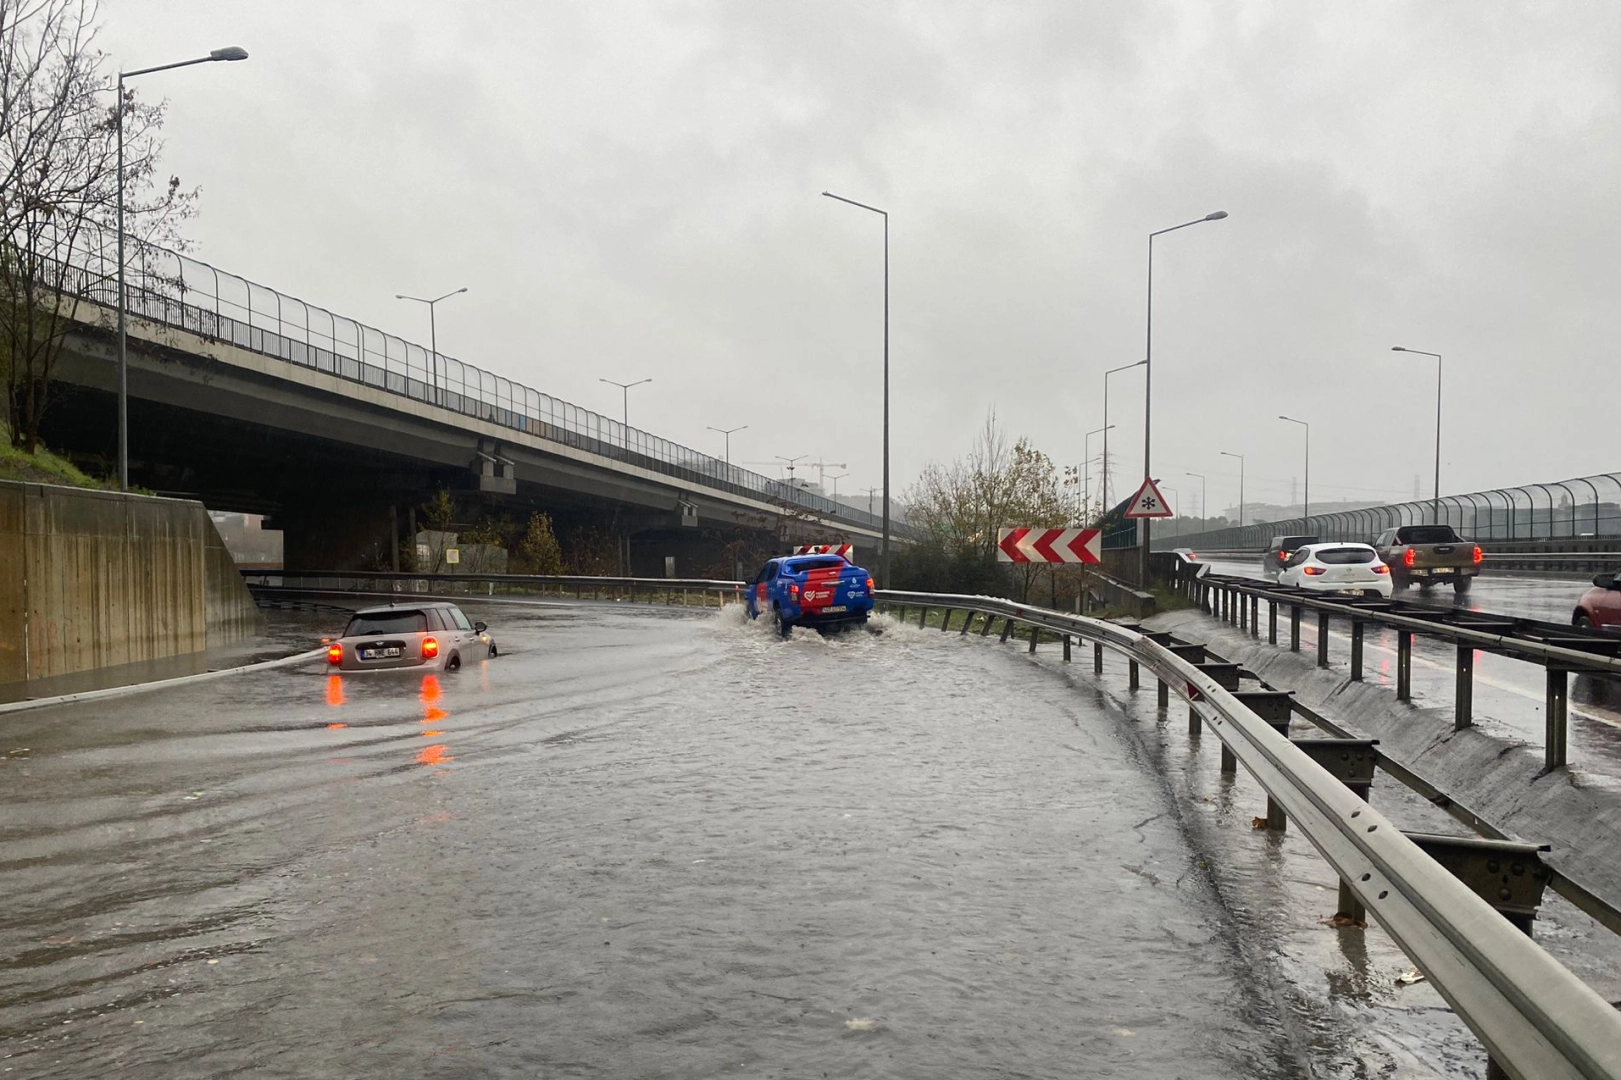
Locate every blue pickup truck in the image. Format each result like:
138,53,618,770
746,554,875,636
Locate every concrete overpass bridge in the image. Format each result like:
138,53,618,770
37,244,894,573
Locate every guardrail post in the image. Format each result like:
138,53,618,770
940,609,953,631
1397,631,1412,701
1157,679,1168,709
918,607,928,629
1029,628,1039,654
1350,620,1364,681
1000,618,1014,643
1317,611,1330,667
1249,596,1259,637
1456,646,1475,729
980,614,994,637
1128,659,1140,690
1219,587,1228,623
1267,601,1277,645
1546,668,1569,770
1063,635,1072,662
1290,605,1301,651
1094,642,1104,675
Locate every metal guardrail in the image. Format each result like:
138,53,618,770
243,569,747,606
872,589,1621,1080
1178,568,1621,773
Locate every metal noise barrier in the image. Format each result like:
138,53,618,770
875,588,1621,1080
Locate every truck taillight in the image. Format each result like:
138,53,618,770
1403,549,1416,567
1473,545,1483,564
421,637,439,659
866,577,874,590
788,583,799,598
326,643,343,665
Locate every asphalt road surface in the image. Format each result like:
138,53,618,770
3,598,1613,1077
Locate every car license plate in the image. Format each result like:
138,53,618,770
823,605,848,614
360,647,402,660
1434,567,1454,574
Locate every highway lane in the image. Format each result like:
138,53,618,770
1193,558,1621,781
3,599,1615,1077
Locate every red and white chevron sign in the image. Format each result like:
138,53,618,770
793,544,853,559
995,527,1102,564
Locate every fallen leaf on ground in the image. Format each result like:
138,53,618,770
1395,967,1426,986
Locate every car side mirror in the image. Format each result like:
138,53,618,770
473,621,487,633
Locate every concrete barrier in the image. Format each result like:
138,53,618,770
0,481,258,687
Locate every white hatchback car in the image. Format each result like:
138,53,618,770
1276,543,1393,599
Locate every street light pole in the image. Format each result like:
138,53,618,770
828,472,848,501
1086,424,1113,524
1220,450,1245,527
1102,360,1144,513
1279,415,1310,528
822,190,890,587
396,287,468,405
1141,210,1227,582
1185,471,1206,531
599,377,652,428
706,424,747,467
115,46,248,492
1392,346,1443,524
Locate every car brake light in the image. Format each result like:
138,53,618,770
1473,545,1483,564
326,643,343,665
1403,549,1416,567
422,637,439,659
1372,564,1390,575
1302,566,1325,576
788,583,799,598
865,577,874,590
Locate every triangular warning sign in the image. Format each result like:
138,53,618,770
1124,476,1174,519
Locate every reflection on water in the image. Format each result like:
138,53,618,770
325,675,345,707
417,674,453,765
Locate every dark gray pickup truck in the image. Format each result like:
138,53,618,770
1373,525,1483,593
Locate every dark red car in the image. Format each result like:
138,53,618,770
1572,573,1621,631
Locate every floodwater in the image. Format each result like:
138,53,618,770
0,598,1583,1077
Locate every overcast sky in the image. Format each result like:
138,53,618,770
105,1,1621,518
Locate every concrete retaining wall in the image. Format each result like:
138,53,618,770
0,481,259,686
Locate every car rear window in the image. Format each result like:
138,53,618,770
1396,526,1458,544
345,610,428,636
1281,536,1319,549
786,558,846,573
1313,547,1378,565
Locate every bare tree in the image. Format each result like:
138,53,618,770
0,0,193,452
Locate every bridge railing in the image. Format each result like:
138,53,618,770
56,234,890,533
1152,473,1621,551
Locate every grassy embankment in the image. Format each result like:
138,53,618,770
0,421,110,488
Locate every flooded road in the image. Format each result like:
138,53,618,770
0,599,1571,1077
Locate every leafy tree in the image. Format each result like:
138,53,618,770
1,0,195,453
517,510,565,575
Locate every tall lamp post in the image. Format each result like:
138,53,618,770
822,190,890,587
1141,210,1227,582
116,45,249,492
828,473,849,502
1163,485,1180,535
1185,471,1206,531
599,377,652,428
1086,424,1113,523
707,424,747,467
1279,415,1310,528
1102,359,1144,512
395,287,467,405
1220,450,1245,527
1391,346,1443,524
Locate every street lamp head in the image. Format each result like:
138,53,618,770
1391,346,1407,352
209,46,249,62
454,287,468,295
394,294,407,300
1204,210,1229,221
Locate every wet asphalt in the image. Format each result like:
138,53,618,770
1,598,1604,1078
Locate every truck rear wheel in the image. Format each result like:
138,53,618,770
1453,577,1473,594
771,605,791,638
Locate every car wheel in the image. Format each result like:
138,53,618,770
1453,577,1472,594
488,643,498,657
447,652,461,672
771,605,791,638
1575,612,1594,629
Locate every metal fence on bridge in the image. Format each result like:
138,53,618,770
58,236,891,534
1152,473,1621,551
